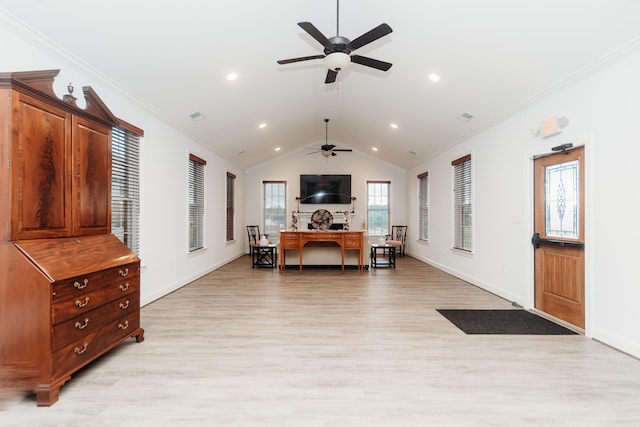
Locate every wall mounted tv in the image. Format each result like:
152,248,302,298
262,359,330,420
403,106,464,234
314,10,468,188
299,174,352,204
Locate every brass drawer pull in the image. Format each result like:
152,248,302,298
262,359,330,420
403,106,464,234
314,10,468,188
75,297,90,308
119,283,130,292
118,320,129,330
119,267,130,277
74,343,88,355
74,279,88,290
119,300,130,310
75,318,90,330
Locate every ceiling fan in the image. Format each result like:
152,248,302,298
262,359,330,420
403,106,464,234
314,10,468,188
309,119,352,158
277,0,393,84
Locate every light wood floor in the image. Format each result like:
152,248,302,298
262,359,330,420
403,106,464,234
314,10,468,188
3,256,640,426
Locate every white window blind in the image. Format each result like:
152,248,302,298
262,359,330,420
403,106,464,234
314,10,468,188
111,126,141,255
189,154,206,252
452,154,472,251
226,172,236,242
418,172,429,241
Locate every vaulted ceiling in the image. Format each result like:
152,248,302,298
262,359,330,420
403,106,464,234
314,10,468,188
2,0,640,170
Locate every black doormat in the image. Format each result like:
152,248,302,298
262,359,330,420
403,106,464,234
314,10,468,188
436,309,578,335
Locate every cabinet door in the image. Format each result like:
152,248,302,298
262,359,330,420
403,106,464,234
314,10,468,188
11,93,72,239
73,116,111,236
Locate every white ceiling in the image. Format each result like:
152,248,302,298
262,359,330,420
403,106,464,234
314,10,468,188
2,0,640,171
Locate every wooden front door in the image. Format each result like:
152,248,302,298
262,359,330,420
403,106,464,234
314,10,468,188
533,146,585,328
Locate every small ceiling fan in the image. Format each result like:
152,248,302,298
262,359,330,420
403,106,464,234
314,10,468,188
277,0,393,84
309,119,352,158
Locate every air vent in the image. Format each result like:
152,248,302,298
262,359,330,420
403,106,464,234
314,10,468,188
457,112,474,122
189,112,205,121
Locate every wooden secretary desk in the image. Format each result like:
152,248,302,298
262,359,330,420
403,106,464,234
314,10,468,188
0,70,144,406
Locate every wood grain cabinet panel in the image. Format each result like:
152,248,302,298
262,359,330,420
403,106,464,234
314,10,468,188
11,94,72,239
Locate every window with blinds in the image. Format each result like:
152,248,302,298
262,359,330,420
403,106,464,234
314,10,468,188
452,154,472,251
418,172,429,241
188,154,206,252
111,126,141,255
264,181,286,240
367,181,390,236
226,172,236,242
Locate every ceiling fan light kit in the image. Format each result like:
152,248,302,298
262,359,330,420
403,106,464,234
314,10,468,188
325,52,351,71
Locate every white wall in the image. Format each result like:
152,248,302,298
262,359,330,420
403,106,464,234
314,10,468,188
407,45,640,358
245,147,406,251
1,18,246,307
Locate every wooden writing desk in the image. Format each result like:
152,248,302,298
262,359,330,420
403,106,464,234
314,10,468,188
279,230,365,272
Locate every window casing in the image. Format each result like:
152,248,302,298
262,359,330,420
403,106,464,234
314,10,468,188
188,154,206,252
111,125,141,255
226,172,236,242
367,181,390,236
452,154,472,251
418,172,429,241
264,181,286,240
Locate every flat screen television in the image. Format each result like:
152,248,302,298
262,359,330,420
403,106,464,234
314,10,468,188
299,174,351,204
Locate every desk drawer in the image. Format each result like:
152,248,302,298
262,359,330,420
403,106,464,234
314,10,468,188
344,238,362,249
301,233,342,241
52,263,139,303
52,313,140,379
52,278,138,324
280,232,299,239
52,293,140,351
280,238,300,249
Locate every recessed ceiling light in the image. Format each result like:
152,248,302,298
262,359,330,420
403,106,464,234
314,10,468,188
226,72,238,81
189,112,205,121
372,147,379,152
428,73,441,82
390,123,398,129
274,147,281,152
258,123,267,129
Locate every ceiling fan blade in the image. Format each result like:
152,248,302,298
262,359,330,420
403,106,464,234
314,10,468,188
333,149,352,152
298,22,333,50
349,23,393,50
350,55,392,71
325,69,338,84
277,54,325,65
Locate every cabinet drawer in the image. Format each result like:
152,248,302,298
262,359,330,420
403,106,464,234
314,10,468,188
52,278,138,324
52,263,139,303
52,313,140,379
52,292,139,351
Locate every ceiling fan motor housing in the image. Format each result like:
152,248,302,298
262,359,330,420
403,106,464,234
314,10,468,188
325,36,351,54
